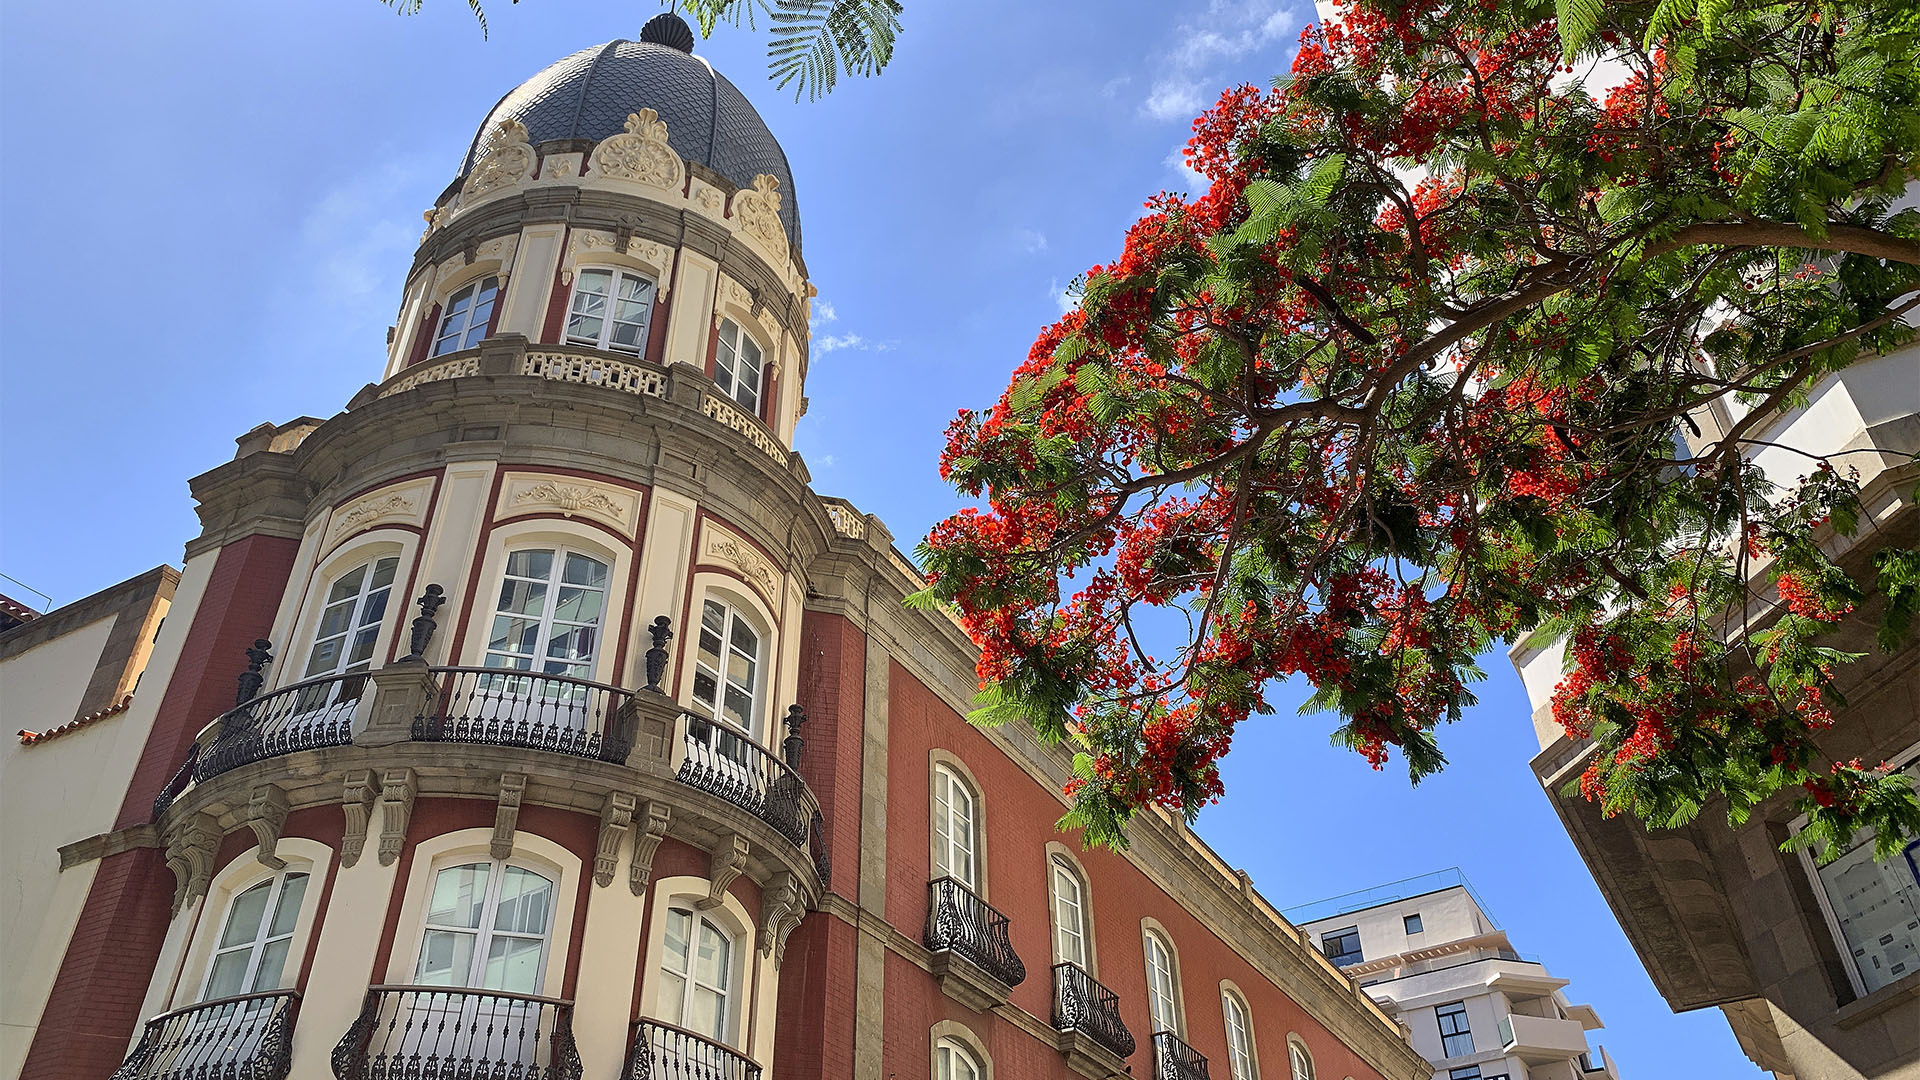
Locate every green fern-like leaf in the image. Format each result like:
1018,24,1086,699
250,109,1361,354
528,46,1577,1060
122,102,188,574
768,0,904,100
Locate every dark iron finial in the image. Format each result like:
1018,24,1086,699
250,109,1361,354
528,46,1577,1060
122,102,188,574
782,704,807,769
236,639,274,706
404,584,447,660
644,615,674,692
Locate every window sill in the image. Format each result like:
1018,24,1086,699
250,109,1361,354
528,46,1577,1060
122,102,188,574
1834,970,1920,1030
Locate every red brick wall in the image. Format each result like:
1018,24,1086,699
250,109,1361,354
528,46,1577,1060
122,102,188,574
23,534,300,1080
795,612,866,901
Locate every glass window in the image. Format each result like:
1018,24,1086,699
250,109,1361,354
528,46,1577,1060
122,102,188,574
1051,856,1087,968
932,764,978,891
484,548,609,680
1448,1068,1482,1080
1798,757,1920,995
303,557,399,680
1144,929,1179,1035
565,268,656,354
201,872,309,999
658,907,735,1043
1223,992,1257,1080
714,318,765,415
414,861,555,994
1321,927,1363,966
1436,1000,1473,1058
1404,913,1424,935
934,1038,982,1080
1289,1039,1314,1080
690,598,762,735
432,277,500,356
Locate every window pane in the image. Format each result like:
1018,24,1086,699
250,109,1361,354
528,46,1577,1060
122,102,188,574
221,882,273,948
1817,830,1920,992
566,312,605,344
268,874,309,937
370,557,399,590
616,274,652,303
489,616,540,655
721,684,753,730
562,554,607,588
609,318,646,352
250,937,293,993
483,935,545,994
415,929,476,985
494,867,554,935
576,269,612,296
551,586,604,624
426,864,491,928
358,587,391,628
495,580,549,617
303,636,345,677
663,909,692,974
505,549,553,581
695,920,730,986
545,625,597,662
688,985,723,1040
658,970,687,1020
327,565,369,603
204,950,250,1000
691,670,719,711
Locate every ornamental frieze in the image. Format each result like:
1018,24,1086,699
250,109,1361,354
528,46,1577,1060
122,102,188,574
325,479,433,547
698,521,782,605
588,109,685,191
461,118,536,201
497,472,640,537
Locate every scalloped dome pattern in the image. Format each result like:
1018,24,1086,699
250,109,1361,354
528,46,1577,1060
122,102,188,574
461,37,801,251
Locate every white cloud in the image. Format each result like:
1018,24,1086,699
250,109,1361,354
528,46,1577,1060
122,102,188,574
1101,75,1134,99
815,332,897,354
818,454,837,467
1142,0,1297,123
811,300,838,327
1014,228,1049,255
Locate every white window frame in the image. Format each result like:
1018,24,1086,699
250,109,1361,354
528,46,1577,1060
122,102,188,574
1143,926,1181,1036
1051,855,1089,970
198,870,310,1001
1790,739,1920,997
655,906,739,1044
565,266,656,355
412,858,557,993
932,763,979,891
1288,1037,1315,1080
713,318,766,415
934,1037,984,1080
689,596,766,738
432,276,500,356
300,556,400,681
482,547,610,680
1222,989,1258,1080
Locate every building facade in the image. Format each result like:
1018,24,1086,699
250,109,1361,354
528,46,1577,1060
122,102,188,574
0,17,1430,1080
1287,872,1616,1080
1511,345,1920,1080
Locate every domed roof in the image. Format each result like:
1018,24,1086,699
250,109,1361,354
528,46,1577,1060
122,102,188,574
461,14,801,251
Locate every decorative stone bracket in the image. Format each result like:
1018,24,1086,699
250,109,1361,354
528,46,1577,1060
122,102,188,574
164,811,222,915
757,871,808,966
595,792,637,888
629,801,672,896
699,833,750,910
378,768,416,867
246,784,291,869
491,773,527,861
340,770,378,868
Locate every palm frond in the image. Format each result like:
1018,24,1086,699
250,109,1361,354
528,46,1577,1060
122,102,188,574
382,0,491,40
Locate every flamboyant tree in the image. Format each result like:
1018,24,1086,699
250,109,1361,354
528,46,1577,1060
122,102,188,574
917,0,1920,854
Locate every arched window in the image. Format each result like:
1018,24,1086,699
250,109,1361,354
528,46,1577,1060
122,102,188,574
690,598,763,735
932,763,978,891
414,860,555,994
1050,855,1088,969
714,318,765,414
1143,928,1180,1035
433,276,500,356
484,549,609,680
1289,1038,1315,1080
1222,990,1258,1080
566,268,655,354
301,556,399,680
657,906,737,1043
201,871,310,999
934,1037,984,1080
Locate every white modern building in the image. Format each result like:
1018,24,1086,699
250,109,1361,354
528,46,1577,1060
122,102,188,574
1288,870,1618,1080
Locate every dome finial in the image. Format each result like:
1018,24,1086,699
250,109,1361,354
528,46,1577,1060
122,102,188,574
640,12,696,53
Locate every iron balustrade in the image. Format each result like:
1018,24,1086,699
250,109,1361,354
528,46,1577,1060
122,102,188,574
624,1018,761,1080
111,990,299,1080
331,985,582,1080
1051,963,1135,1058
923,877,1027,988
676,713,818,849
195,673,367,783
412,667,637,764
1152,1031,1210,1080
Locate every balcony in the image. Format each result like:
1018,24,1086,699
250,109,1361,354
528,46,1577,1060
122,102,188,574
676,712,816,849
332,985,581,1080
196,672,366,783
924,877,1027,1010
1051,962,1135,1075
412,667,639,764
1498,1012,1594,1065
1151,1031,1209,1080
112,990,299,1080
627,1018,761,1080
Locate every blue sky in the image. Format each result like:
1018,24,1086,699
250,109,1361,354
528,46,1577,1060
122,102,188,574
1,0,1758,1072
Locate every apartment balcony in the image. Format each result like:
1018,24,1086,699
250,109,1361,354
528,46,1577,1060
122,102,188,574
627,1018,761,1080
1151,1031,1210,1080
331,985,581,1080
1051,962,1135,1076
412,667,641,763
924,877,1027,1010
112,990,299,1080
1498,1012,1593,1065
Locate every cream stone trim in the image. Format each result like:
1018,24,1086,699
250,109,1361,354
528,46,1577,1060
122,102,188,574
566,234,674,284
453,521,634,683
1045,841,1100,978
429,258,509,312
496,472,642,538
928,751,989,901
636,875,766,1062
728,175,788,263
172,839,333,1010
1285,1031,1316,1080
696,520,782,608
1141,916,1189,1037
324,478,433,550
929,1020,994,1080
1219,979,1261,1080
537,152,583,181
384,828,578,998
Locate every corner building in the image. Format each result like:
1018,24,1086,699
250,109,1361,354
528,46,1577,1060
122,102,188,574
2,17,1427,1080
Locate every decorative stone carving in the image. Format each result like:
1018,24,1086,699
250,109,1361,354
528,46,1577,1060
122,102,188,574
513,480,627,519
588,109,685,189
164,811,222,915
629,801,672,895
595,791,637,888
378,768,416,867
630,238,671,268
731,174,789,255
340,770,378,868
699,833,751,910
420,205,450,240
500,473,639,535
542,155,578,179
773,902,807,967
491,773,527,861
758,871,800,956
463,119,536,200
702,526,781,604
328,488,419,544
694,185,724,214
247,784,291,870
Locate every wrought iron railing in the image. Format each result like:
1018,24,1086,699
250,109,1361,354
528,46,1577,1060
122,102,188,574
1152,1031,1210,1080
676,713,818,848
923,877,1027,988
195,673,366,783
1052,962,1135,1058
624,1018,760,1080
331,985,581,1080
112,990,299,1080
413,667,637,764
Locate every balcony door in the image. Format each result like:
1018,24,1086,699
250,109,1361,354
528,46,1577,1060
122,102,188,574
656,907,736,1042
169,871,308,1071
410,861,557,1068
286,556,397,723
685,598,763,782
1051,856,1088,969
479,549,609,732
932,765,978,892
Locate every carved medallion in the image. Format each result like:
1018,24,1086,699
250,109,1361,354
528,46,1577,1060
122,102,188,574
731,174,788,255
589,109,685,190
463,119,535,200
